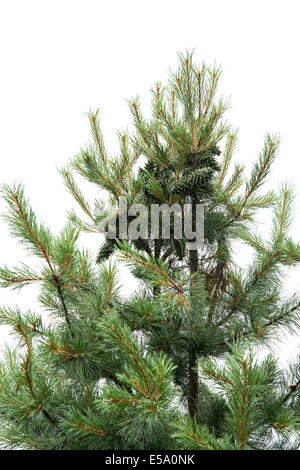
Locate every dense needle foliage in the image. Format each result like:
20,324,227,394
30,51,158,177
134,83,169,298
1,52,300,450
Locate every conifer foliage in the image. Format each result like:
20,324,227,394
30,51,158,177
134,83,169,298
1,52,300,449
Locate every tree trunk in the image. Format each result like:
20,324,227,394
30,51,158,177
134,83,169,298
187,199,199,418
188,346,198,418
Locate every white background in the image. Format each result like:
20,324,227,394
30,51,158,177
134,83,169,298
0,0,300,365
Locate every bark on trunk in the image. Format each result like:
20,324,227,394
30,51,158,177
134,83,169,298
187,199,199,418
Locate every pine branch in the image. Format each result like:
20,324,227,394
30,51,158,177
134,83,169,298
117,241,191,310
60,167,94,220
0,264,43,289
1,184,75,336
1,183,53,260
281,379,300,405
217,131,238,185
0,308,61,429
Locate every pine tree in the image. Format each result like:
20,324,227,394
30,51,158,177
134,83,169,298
1,52,300,450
